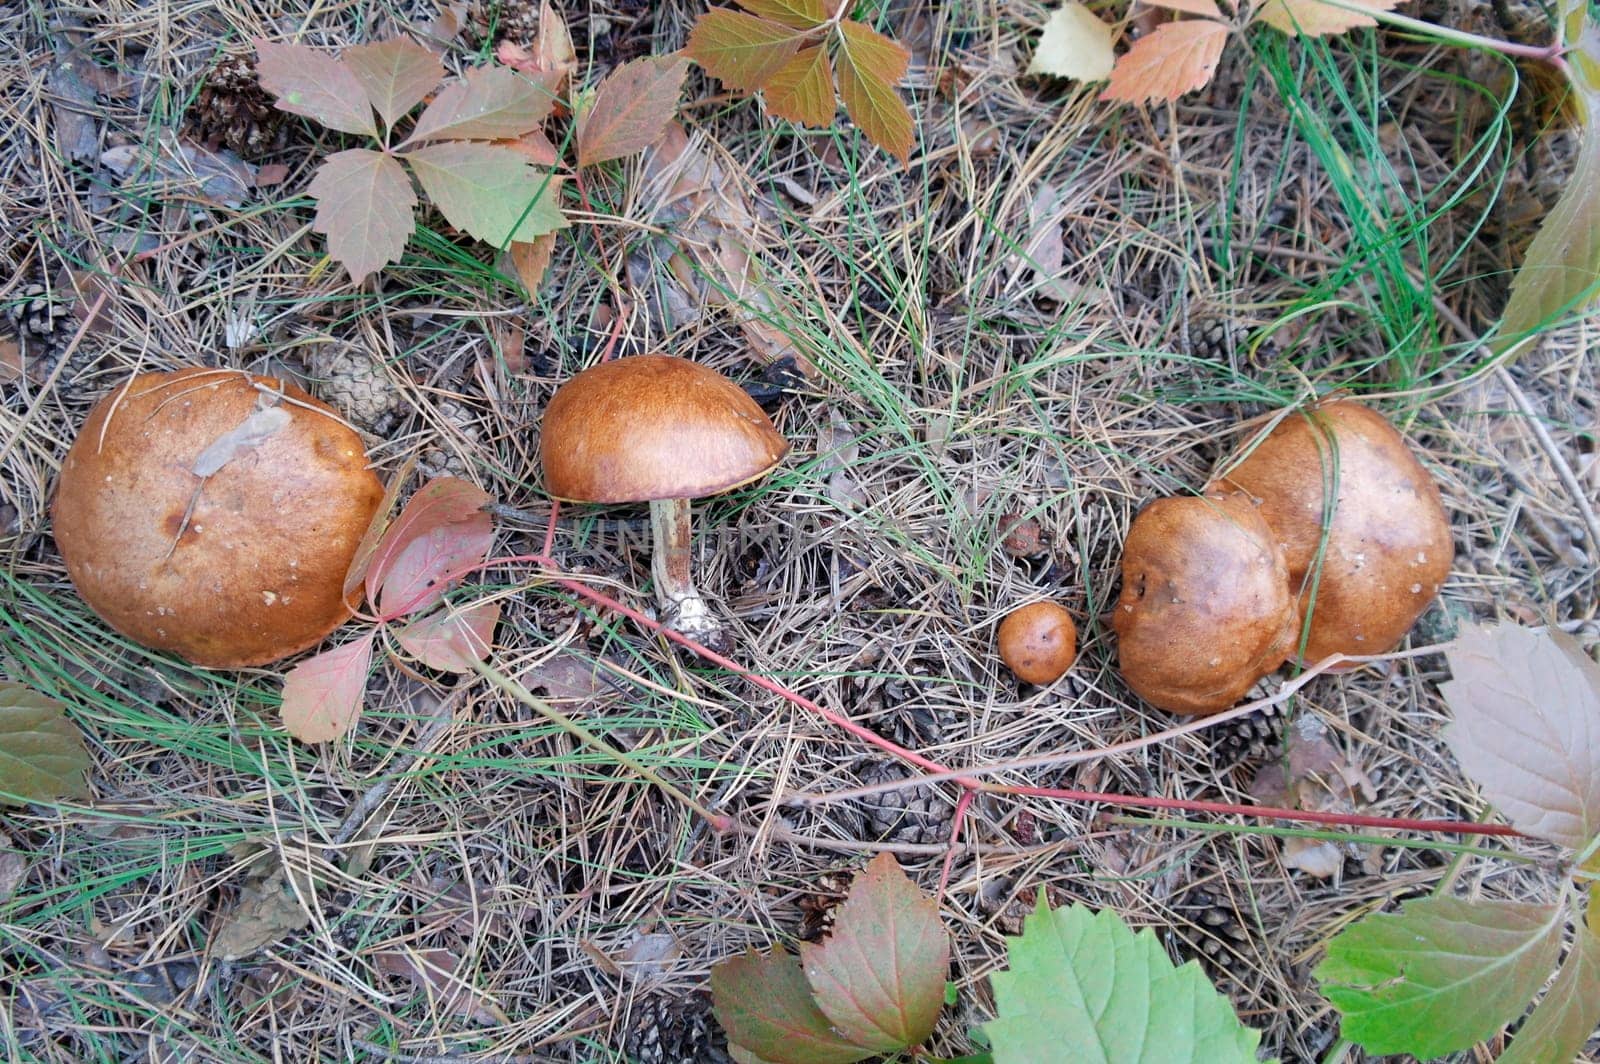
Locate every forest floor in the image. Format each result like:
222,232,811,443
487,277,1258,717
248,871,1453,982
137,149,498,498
2,0,1597,1062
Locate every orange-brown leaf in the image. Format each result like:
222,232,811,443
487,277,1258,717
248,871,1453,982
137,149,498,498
341,38,444,129
835,21,914,161
738,0,829,28
764,45,835,126
577,56,690,167
508,232,557,294
1253,0,1402,35
307,149,417,283
686,8,807,92
1099,19,1230,104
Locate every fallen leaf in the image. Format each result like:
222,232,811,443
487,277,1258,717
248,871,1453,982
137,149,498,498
817,411,866,508
577,56,690,167
368,477,495,618
48,40,103,161
835,20,914,161
191,401,289,477
536,0,578,88
800,853,948,1051
0,339,23,384
1253,0,1404,35
307,148,418,283
1442,623,1600,850
499,128,561,166
213,860,313,960
256,163,290,187
255,39,377,137
375,948,508,1024
712,948,874,1064
765,45,836,127
1008,181,1095,303
1498,920,1600,1064
405,143,567,246
519,653,615,702
342,458,416,608
100,133,259,208
279,632,375,744
685,9,807,92
1099,18,1230,104
1028,3,1116,81
1249,715,1373,879
0,829,26,901
507,233,557,295
0,682,91,806
342,38,445,129
392,600,500,671
406,65,556,143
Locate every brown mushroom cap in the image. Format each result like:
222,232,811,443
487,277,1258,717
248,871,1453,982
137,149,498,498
51,368,383,668
540,354,789,503
1113,492,1297,715
998,601,1077,685
1208,399,1453,663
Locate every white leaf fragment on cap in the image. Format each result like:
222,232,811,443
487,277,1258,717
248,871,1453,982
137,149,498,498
192,402,291,478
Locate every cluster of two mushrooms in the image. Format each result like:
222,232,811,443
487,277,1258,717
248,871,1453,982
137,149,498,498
52,356,785,671
1113,398,1454,716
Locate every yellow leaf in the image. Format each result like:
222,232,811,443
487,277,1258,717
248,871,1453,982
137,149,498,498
765,45,835,126
1253,0,1403,36
1028,3,1117,81
1100,19,1230,104
836,20,914,161
685,8,806,92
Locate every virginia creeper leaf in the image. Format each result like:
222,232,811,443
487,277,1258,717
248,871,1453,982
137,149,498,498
576,56,691,167
835,20,914,162
0,683,91,806
710,948,874,1064
255,39,377,137
1493,92,1600,356
280,631,376,744
342,457,416,608
306,149,417,283
1253,0,1404,35
536,0,578,87
367,476,494,617
739,0,829,28
799,853,948,1052
1028,3,1117,81
498,128,561,167
405,143,568,246
765,46,836,126
981,901,1264,1063
1497,921,1600,1064
1441,623,1600,850
685,9,806,92
1100,19,1230,104
407,65,556,143
1314,896,1565,1058
508,232,558,294
342,38,445,129
392,600,501,672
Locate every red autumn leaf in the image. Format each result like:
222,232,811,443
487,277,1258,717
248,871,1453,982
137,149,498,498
366,477,494,616
800,852,949,1052
1099,18,1231,104
765,45,835,127
342,457,416,609
306,148,417,283
711,947,874,1064
254,39,377,137
686,8,807,92
392,600,501,672
576,56,691,167
341,38,445,129
835,20,914,161
280,631,375,744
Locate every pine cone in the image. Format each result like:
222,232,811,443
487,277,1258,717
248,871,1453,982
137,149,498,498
1185,314,1280,367
1209,702,1286,768
796,870,853,943
854,760,951,846
465,0,541,47
622,993,732,1064
1170,887,1254,985
186,56,289,159
7,284,71,343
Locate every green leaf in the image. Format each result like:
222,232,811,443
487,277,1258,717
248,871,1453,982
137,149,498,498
686,9,806,92
406,65,557,144
0,682,91,806
1314,896,1565,1058
981,901,1264,1064
306,149,417,284
576,56,690,168
711,948,875,1064
1441,623,1600,851
341,38,444,130
404,142,568,247
254,39,377,138
800,853,949,1052
765,45,836,127
835,20,914,162
1498,921,1600,1064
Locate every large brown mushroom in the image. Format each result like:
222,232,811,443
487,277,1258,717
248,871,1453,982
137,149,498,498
539,354,789,646
1208,398,1453,663
52,368,384,667
1113,491,1297,715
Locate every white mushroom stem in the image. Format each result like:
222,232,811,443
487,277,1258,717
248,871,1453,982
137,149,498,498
649,497,723,647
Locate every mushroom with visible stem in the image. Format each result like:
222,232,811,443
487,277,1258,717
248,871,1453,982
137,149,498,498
539,354,790,650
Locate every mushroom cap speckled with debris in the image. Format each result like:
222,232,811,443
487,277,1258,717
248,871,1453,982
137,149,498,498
51,368,383,667
539,354,789,503
997,601,1077,685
